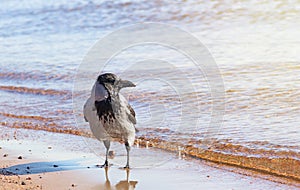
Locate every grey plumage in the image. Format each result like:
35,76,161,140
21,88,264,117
84,73,136,168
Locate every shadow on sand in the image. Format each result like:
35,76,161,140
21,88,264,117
0,159,138,189
0,159,87,175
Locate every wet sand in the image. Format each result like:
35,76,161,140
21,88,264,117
0,127,299,190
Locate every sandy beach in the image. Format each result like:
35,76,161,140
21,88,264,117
0,127,298,190
1,0,300,189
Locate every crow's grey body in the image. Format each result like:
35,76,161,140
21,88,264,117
83,73,136,168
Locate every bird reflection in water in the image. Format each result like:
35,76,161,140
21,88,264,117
103,167,138,190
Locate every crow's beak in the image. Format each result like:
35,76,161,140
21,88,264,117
119,80,136,88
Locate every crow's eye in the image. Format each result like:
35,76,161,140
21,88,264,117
108,79,115,84
105,76,115,84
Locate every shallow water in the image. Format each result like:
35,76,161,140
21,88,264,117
1,0,300,180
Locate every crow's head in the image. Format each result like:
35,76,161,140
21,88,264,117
96,73,136,95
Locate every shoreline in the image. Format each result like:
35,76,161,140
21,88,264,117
0,127,299,189
2,123,300,183
136,136,300,183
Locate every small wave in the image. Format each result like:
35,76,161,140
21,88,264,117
0,71,71,82
0,112,53,122
0,121,91,138
136,135,300,182
0,85,71,97
124,91,209,105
